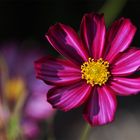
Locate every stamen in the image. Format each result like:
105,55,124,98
81,58,110,86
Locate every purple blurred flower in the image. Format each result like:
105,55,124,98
0,41,55,138
22,119,40,140
24,81,55,120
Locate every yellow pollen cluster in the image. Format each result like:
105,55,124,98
81,58,110,86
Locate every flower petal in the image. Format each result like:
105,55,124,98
83,86,117,126
35,57,81,86
110,77,140,96
105,18,136,63
46,23,88,65
111,48,140,76
47,81,92,111
80,13,106,59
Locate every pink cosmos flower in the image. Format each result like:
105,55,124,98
35,13,140,126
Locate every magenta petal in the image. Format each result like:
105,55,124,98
105,18,136,63
110,77,140,96
112,48,140,76
35,57,81,86
47,81,92,111
80,13,106,59
46,23,88,65
83,86,117,126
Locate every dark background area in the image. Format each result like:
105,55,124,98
1,0,140,42
1,0,140,139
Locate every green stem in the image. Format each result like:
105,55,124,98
80,123,91,140
99,0,127,26
7,91,27,140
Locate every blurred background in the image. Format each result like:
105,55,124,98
0,0,140,140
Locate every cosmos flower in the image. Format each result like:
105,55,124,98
35,13,140,126
1,42,42,108
0,41,55,138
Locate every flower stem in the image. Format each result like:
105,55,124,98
99,0,127,26
80,123,91,140
47,117,56,140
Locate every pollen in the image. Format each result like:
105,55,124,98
81,58,110,86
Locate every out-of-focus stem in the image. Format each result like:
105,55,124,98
47,117,56,140
80,123,91,140
99,0,127,26
0,55,9,107
7,90,27,140
0,55,9,140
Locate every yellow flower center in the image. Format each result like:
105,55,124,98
4,77,26,101
81,58,110,86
